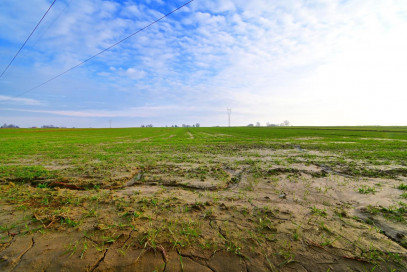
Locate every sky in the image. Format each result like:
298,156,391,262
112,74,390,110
0,0,407,128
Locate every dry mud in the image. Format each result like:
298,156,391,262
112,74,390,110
1,148,407,271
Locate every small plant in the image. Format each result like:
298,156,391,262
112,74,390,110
37,183,48,189
41,197,49,206
225,240,242,255
387,252,402,264
180,225,199,238
321,236,338,247
0,224,16,232
179,255,184,270
276,250,295,267
84,208,97,218
310,206,327,217
64,241,79,257
80,240,88,259
358,186,376,194
319,221,332,233
203,208,214,219
397,184,407,190
366,205,380,215
292,231,300,241
151,198,159,206
60,217,79,227
380,203,407,222
102,234,120,244
334,209,347,218
366,203,407,223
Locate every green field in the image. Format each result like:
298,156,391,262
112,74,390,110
1,127,407,271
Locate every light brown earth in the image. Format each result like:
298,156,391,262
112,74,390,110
1,148,407,271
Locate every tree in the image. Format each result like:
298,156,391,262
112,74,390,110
1,123,19,128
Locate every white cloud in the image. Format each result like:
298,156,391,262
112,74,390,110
125,68,146,80
1,0,407,126
0,105,218,118
0,95,44,106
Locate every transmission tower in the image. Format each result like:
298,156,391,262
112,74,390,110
227,108,232,127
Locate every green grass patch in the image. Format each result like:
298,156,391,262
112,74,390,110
358,185,376,194
0,165,54,182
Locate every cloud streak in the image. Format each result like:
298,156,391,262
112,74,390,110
1,105,220,118
0,95,43,106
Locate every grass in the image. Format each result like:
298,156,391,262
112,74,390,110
358,185,376,194
1,126,407,269
366,203,407,223
310,206,327,217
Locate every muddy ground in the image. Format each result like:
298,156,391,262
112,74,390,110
1,146,407,271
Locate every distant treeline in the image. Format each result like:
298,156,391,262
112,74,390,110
247,120,291,127
0,124,69,129
1,123,19,128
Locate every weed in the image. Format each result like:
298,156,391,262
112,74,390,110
80,240,88,259
358,186,376,194
102,234,120,244
84,208,97,218
64,241,79,257
276,250,294,267
319,221,332,233
292,230,300,241
60,217,79,227
310,206,327,217
0,224,16,232
225,240,242,255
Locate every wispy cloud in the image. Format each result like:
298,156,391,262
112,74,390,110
0,95,44,106
1,105,220,118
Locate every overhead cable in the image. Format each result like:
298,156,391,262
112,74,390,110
0,0,58,79
14,0,195,98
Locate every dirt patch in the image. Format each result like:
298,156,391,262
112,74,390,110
1,143,407,271
187,132,194,139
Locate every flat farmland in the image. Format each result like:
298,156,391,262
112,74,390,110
1,126,407,271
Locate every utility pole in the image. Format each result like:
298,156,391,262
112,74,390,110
109,120,112,128
227,108,232,127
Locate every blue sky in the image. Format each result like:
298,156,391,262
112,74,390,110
1,0,407,127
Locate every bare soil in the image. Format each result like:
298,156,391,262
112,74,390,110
1,148,407,271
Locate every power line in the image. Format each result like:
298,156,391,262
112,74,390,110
0,0,57,79
31,0,73,48
14,0,195,99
